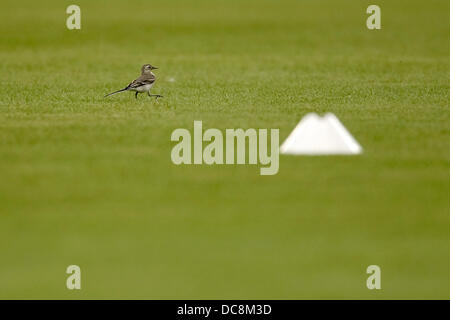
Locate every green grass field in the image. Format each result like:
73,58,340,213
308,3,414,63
0,0,449,299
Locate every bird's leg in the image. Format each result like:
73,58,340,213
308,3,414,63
135,92,138,99
148,92,163,100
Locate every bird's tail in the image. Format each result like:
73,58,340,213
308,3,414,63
104,88,127,97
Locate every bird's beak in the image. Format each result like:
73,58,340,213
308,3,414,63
152,66,158,70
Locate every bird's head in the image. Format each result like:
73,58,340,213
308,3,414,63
142,64,158,74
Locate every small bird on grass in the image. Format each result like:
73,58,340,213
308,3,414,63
105,64,163,99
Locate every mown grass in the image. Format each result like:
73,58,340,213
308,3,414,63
0,0,449,298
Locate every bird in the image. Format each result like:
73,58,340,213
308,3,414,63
105,64,163,99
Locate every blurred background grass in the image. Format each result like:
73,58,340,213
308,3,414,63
0,0,449,298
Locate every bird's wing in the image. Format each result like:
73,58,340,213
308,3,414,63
126,74,155,89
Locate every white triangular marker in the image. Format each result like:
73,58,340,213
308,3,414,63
280,113,363,155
